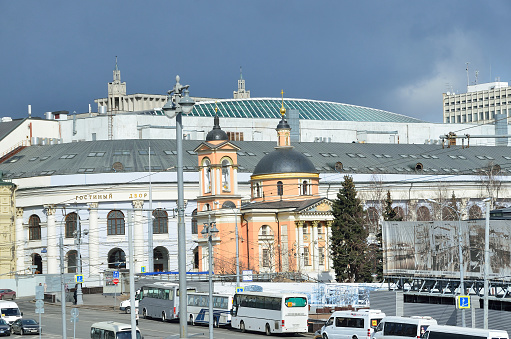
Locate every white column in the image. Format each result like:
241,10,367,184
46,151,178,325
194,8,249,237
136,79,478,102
45,205,58,274
312,221,319,271
296,221,304,271
15,208,24,273
326,221,333,270
133,200,144,273
88,203,99,277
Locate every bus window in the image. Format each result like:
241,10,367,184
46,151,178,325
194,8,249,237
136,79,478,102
285,297,307,307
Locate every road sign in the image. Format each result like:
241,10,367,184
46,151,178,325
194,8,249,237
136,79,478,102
75,274,84,283
35,300,44,309
113,271,120,279
71,308,79,317
35,285,44,300
113,278,119,285
35,308,44,314
141,266,146,273
242,270,253,282
236,287,244,293
457,295,470,309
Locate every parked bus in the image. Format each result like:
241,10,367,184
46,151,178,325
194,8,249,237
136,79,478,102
187,291,233,327
372,316,437,339
90,321,142,339
138,282,179,321
231,291,308,335
423,325,509,339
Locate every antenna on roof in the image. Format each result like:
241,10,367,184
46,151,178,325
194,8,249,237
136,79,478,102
465,62,470,88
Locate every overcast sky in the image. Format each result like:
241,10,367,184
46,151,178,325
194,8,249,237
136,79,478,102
1,1,510,122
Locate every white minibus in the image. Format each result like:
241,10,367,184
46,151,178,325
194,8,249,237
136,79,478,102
372,316,437,339
320,309,386,339
90,321,142,339
187,291,233,327
0,301,22,324
423,325,509,339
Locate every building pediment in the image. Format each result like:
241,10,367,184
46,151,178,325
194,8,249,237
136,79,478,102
299,198,333,214
194,141,241,153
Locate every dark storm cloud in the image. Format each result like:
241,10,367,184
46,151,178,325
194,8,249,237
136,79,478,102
1,1,510,122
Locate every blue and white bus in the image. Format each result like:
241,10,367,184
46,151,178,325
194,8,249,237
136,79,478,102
231,291,309,335
187,292,233,327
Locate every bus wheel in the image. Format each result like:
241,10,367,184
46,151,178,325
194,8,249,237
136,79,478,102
125,306,131,314
265,323,271,336
240,321,246,333
162,311,166,322
213,317,219,328
189,315,194,325
142,309,147,319
323,334,329,339
352,336,358,339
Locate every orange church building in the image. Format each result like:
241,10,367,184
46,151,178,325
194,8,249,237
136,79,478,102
193,99,334,279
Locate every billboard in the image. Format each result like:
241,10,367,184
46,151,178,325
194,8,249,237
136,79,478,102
383,220,511,280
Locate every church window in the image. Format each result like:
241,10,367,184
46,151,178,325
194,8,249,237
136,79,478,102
203,159,211,193
277,181,283,196
301,180,309,195
222,159,231,192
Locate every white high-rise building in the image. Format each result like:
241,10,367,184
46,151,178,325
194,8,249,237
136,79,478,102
443,81,511,125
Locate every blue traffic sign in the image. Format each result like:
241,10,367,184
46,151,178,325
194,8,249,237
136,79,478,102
75,274,84,284
113,271,120,279
457,296,470,309
236,287,244,293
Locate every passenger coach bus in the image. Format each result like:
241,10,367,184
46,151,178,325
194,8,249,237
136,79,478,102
230,291,308,335
138,282,180,321
187,292,233,327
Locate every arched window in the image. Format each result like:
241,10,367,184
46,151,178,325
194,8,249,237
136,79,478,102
67,250,78,273
203,159,211,193
277,181,283,196
417,206,431,221
65,213,78,238
253,182,261,198
191,209,198,234
28,215,41,240
222,159,231,192
108,248,126,269
469,205,482,219
107,210,125,235
301,180,309,195
153,209,168,234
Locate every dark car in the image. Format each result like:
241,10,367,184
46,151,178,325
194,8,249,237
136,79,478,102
0,290,15,301
11,318,40,335
0,319,10,336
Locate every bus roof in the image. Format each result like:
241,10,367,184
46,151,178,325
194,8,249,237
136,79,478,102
427,325,509,336
234,291,307,298
140,283,178,289
91,321,140,332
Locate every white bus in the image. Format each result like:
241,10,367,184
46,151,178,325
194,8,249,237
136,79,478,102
187,292,233,327
423,325,509,339
0,301,22,325
90,321,142,339
138,282,179,321
231,291,308,335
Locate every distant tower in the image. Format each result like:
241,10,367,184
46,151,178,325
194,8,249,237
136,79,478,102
233,67,250,99
107,56,127,113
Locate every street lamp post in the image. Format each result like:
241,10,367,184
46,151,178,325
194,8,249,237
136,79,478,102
426,198,465,327
162,75,195,338
483,198,491,329
74,212,88,306
202,220,219,339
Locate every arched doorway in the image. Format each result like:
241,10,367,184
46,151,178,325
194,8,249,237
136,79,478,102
32,253,42,274
108,248,126,269
153,246,169,272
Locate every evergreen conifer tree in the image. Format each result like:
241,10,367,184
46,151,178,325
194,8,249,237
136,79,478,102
383,190,402,221
330,175,370,282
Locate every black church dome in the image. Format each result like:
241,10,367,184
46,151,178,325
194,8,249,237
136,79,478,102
252,147,317,176
206,115,228,141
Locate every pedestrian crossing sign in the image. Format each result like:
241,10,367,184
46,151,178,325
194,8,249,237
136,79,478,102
75,274,84,284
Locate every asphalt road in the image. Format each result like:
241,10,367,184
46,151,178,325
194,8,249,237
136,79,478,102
15,297,313,339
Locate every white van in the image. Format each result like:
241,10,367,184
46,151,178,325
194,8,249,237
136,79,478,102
372,316,437,339
0,301,22,324
320,309,386,339
91,321,143,339
423,325,509,339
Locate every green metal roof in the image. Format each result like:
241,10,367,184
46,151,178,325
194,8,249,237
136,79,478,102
191,98,425,123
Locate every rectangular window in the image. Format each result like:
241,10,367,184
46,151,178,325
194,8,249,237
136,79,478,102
304,247,310,266
29,226,41,240
262,249,270,267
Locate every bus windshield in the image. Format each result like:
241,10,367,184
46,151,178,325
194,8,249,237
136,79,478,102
285,297,307,307
116,330,141,339
0,308,20,316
